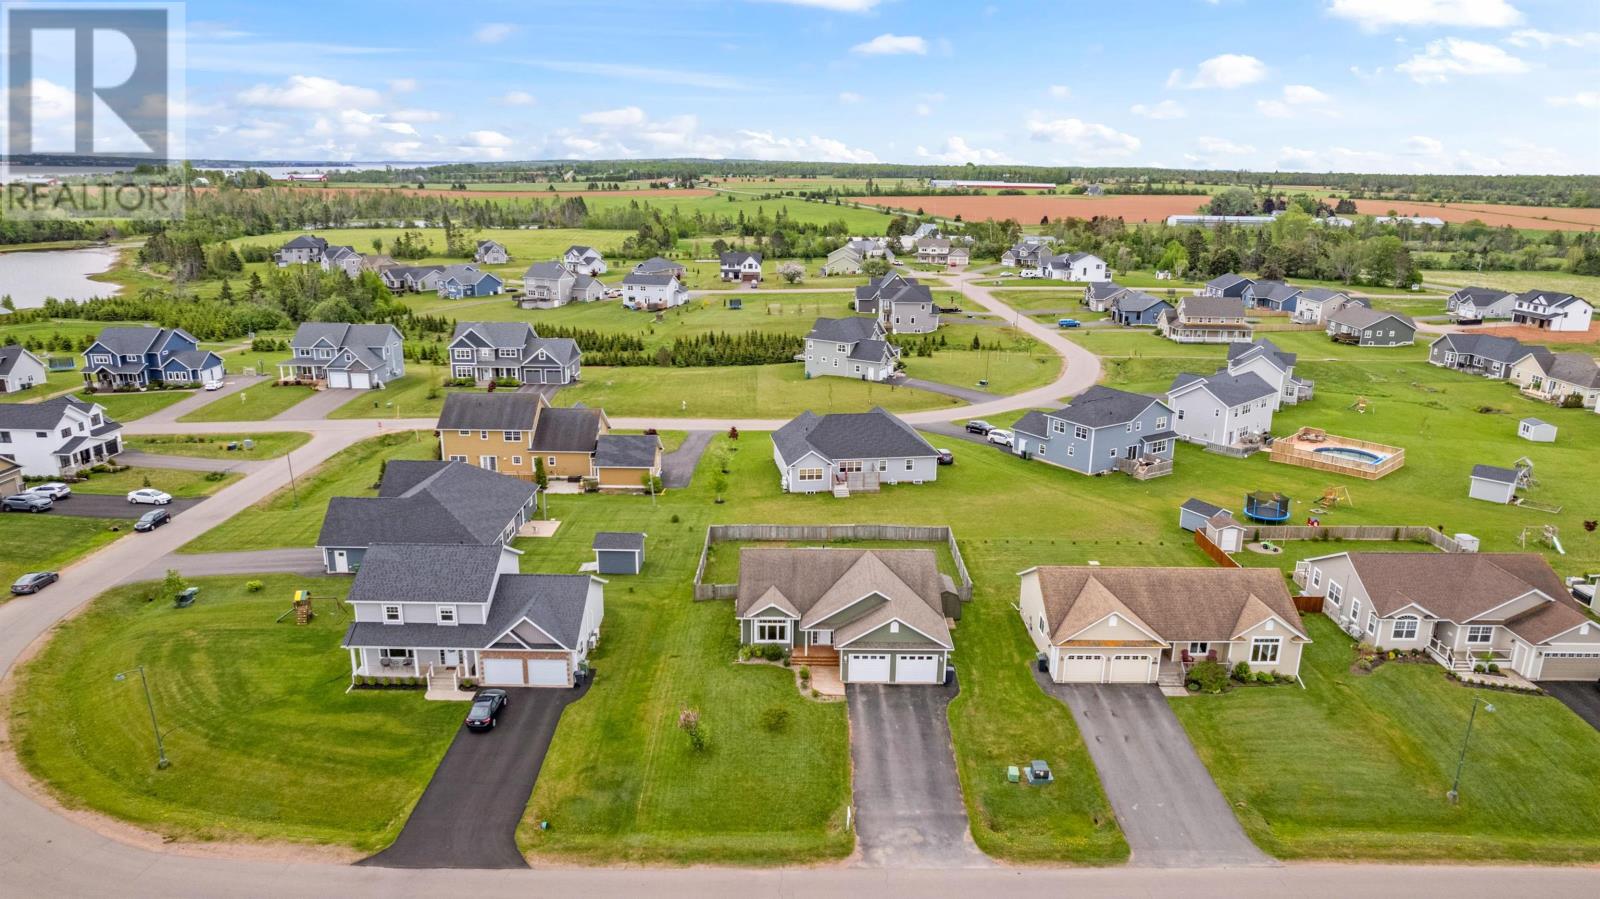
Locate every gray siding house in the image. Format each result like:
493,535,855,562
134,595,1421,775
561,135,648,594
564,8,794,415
276,322,404,389
521,261,605,307
1110,291,1173,327
1166,370,1278,448
449,322,582,385
1203,273,1253,298
855,272,939,334
1446,287,1517,321
475,240,510,264
772,407,938,495
1325,307,1416,347
801,317,900,381
1011,386,1176,477
1428,333,1548,380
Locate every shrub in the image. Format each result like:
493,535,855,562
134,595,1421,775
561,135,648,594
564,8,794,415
1357,658,1373,671
1231,661,1252,682
244,579,264,592
1473,663,1487,674
758,705,790,733
1186,660,1229,694
1254,671,1275,685
799,665,811,683
678,707,707,752
737,645,752,661
670,513,681,524
1486,663,1501,674
760,644,787,662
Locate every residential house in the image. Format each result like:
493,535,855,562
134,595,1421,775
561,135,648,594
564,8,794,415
1428,332,1549,380
800,317,900,382
437,392,660,491
563,245,606,274
275,322,404,389
0,345,48,393
1168,368,1277,446
80,327,223,388
1203,273,1253,298
946,246,970,267
1510,290,1593,333
854,272,939,334
380,264,445,293
594,433,664,492
0,395,122,476
1468,464,1522,504
719,250,763,282
1158,296,1254,344
1295,552,1600,681
341,542,604,688
273,234,329,266
914,238,951,265
359,254,396,275
1001,240,1052,269
320,245,362,277
316,459,538,574
735,547,957,684
439,392,547,479
772,407,938,495
1020,566,1308,684
1010,385,1176,477
437,264,505,299
0,457,22,497
1109,291,1173,327
448,322,581,385
1446,286,1517,322
521,261,606,308
632,256,686,279
1243,280,1302,313
1043,252,1108,282
1291,288,1364,325
620,272,690,310
1509,351,1600,408
593,532,645,575
475,239,510,264
531,405,610,479
1226,337,1313,407
822,238,890,275
1325,307,1416,346
1083,282,1131,313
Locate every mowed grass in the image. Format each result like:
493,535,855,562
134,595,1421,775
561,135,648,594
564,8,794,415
70,467,237,498
327,364,465,420
0,515,122,590
1171,615,1600,861
9,575,464,851
905,349,1062,396
179,432,437,553
125,431,311,460
177,384,315,422
555,364,963,418
76,390,192,422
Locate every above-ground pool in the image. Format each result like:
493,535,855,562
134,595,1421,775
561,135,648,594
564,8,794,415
1313,446,1388,464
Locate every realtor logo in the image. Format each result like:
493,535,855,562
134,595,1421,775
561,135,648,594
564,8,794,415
2,2,185,219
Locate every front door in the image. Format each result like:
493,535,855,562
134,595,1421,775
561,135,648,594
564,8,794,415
331,550,348,573
439,649,461,667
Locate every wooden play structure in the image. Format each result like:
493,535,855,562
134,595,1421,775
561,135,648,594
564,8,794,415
1349,396,1371,414
276,589,315,625
1313,485,1353,513
1518,524,1565,555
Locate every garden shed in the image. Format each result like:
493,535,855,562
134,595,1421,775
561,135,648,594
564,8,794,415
1468,464,1520,505
1517,418,1557,443
593,531,646,575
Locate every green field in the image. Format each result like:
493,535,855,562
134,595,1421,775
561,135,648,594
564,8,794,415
327,364,462,420
0,515,122,591
125,432,311,459
75,390,192,422
1427,269,1600,299
177,384,315,422
554,364,963,418
69,467,237,498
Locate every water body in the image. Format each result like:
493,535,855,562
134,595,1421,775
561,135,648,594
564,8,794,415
0,246,122,309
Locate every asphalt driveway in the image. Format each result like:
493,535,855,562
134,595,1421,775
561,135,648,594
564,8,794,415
272,387,358,421
362,681,590,869
1035,672,1272,867
661,430,714,488
847,679,987,868
1542,682,1600,732
36,493,205,520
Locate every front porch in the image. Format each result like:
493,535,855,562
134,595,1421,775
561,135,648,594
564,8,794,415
82,370,148,389
350,647,482,684
55,436,122,474
1425,638,1514,674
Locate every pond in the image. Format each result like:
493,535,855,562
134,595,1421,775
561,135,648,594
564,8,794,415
0,246,122,309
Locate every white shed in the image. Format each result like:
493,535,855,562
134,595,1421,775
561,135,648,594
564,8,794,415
1468,464,1520,504
1517,418,1556,442
1203,511,1248,553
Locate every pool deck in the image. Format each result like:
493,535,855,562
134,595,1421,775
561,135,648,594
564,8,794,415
1268,428,1406,480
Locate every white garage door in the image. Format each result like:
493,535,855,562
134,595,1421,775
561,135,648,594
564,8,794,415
327,371,350,389
349,372,371,389
482,658,526,686
1058,653,1102,683
848,653,890,683
1541,651,1600,681
1109,654,1154,683
526,659,569,686
895,654,941,684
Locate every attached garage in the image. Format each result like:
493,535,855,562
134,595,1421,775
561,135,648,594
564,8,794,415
1539,650,1600,681
1054,651,1156,684
1058,653,1103,683
526,658,569,686
847,652,891,683
1109,653,1156,684
895,654,942,684
483,657,526,686
327,370,350,389
349,371,372,389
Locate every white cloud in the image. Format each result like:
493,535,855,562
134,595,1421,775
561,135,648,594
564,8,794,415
1168,54,1267,89
838,91,864,104
502,91,536,106
1547,91,1599,109
915,136,1011,164
1130,100,1186,119
517,60,749,91
1025,117,1141,157
238,75,382,109
1048,84,1071,99
1326,0,1522,30
388,108,443,123
1256,84,1332,118
1282,84,1330,104
914,103,933,116
388,78,417,93
1189,136,1256,159
751,0,881,10
1507,29,1600,49
465,130,514,148
1405,135,1444,154
851,34,928,56
1397,38,1529,83
474,23,518,44
579,106,647,126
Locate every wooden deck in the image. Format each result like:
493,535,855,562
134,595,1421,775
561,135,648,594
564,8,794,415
791,646,840,667
1268,428,1406,480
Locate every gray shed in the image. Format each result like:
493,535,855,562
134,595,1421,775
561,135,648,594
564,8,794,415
593,531,645,575
1517,418,1557,443
1179,498,1227,532
1467,464,1519,505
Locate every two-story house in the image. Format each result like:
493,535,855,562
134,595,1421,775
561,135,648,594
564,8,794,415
1291,288,1363,324
563,245,606,274
914,238,951,265
1428,332,1549,380
1295,551,1600,681
800,317,900,382
1510,290,1593,333
0,395,122,476
379,265,446,293
1445,286,1517,322
1083,282,1130,313
341,542,604,689
448,322,582,385
854,273,940,334
772,407,939,495
1225,337,1313,407
1011,385,1176,477
1043,252,1108,282
274,234,329,266
620,272,689,310
1325,306,1416,347
822,238,889,275
1158,296,1254,344
0,345,48,394
719,250,763,282
1001,239,1052,269
521,261,606,308
438,393,663,490
1203,273,1253,297
475,239,510,264
437,264,505,299
320,245,361,277
81,327,224,389
275,322,404,389
1166,369,1278,448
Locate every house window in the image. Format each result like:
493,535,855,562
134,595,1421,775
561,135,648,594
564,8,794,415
1466,625,1493,644
1155,416,1169,429
505,430,523,442
1146,439,1171,455
755,620,790,643
1326,580,1342,605
1366,612,1377,635
1125,423,1133,433
1188,642,1210,654
904,459,914,471
1177,409,1186,421
797,468,824,482
547,456,557,466
1393,616,1418,640
1250,638,1281,664
1073,425,1088,440
453,349,472,359
511,456,523,466
1108,447,1117,458
91,354,111,365
379,648,412,660
480,430,489,440
1050,419,1065,435
438,605,457,625
383,605,402,624
498,348,517,358
1310,568,1322,589
1036,615,1046,635
1066,445,1074,457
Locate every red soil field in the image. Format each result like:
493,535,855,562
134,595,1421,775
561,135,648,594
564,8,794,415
847,194,1211,223
1488,323,1599,345
1331,198,1600,231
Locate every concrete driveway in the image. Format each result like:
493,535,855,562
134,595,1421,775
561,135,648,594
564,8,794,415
37,492,205,520
136,375,265,424
661,430,714,488
847,680,987,868
362,681,591,869
895,376,994,405
1035,673,1272,868
1542,682,1600,732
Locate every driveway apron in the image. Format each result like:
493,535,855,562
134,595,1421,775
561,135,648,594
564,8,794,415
660,430,714,488
1541,682,1600,732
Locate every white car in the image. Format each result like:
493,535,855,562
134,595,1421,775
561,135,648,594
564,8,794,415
986,429,1014,447
1018,269,1042,279
28,482,72,500
127,488,173,505
204,379,224,391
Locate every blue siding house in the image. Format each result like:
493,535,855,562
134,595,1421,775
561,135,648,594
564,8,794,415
1111,291,1175,327
437,265,506,299
1243,280,1302,313
1011,386,1177,477
81,327,224,388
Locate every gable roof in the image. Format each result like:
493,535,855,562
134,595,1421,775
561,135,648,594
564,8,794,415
1430,332,1549,366
1227,337,1296,370
1168,369,1277,406
90,326,167,356
720,250,762,266
772,407,936,466
344,565,594,652
317,461,537,549
530,406,605,452
1044,385,1166,429
524,261,575,281
1447,286,1514,305
1470,463,1520,484
438,392,543,431
734,548,951,648
1336,552,1587,644
1248,280,1301,302
1298,287,1351,303
1028,566,1306,645
1115,291,1171,313
633,256,685,273
806,316,883,343
346,543,506,605
1179,296,1247,319
289,322,400,350
1539,352,1600,389
452,321,537,349
1328,305,1414,330
0,393,107,430
593,531,645,552
594,434,660,468
1205,273,1252,291
1181,497,1227,518
0,345,44,378
622,272,680,287
281,234,329,250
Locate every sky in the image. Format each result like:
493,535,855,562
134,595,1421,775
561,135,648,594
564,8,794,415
24,0,1600,173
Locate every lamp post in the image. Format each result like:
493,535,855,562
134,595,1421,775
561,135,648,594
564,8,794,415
1447,696,1494,804
113,666,169,770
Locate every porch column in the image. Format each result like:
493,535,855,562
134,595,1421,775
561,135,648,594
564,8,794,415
349,647,358,679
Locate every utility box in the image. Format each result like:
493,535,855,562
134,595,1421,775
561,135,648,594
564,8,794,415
1007,765,1020,783
1025,759,1053,785
1454,533,1481,553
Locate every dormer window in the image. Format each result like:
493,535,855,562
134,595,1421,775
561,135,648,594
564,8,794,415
438,605,457,625
383,605,402,624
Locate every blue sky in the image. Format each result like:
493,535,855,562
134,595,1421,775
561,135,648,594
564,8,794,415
149,0,1600,171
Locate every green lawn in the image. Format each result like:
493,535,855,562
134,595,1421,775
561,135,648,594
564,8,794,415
9,574,463,852
125,432,311,460
76,390,193,422
554,364,964,418
69,467,237,498
990,289,1093,312
327,364,464,420
1171,615,1600,861
178,432,438,553
177,384,315,422
0,515,122,590
905,350,1061,396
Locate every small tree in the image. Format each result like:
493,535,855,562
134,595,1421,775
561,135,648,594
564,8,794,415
678,707,707,752
712,470,728,503
162,568,187,601
777,262,805,284
861,257,890,277
533,456,549,490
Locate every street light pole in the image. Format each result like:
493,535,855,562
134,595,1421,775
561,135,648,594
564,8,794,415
1447,695,1494,804
114,666,169,770
285,450,299,508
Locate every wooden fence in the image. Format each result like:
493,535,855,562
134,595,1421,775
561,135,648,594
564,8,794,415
1245,525,1465,552
693,523,973,601
1193,529,1241,568
1293,595,1324,615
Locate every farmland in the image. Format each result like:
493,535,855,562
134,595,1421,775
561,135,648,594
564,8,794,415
1333,198,1600,231
849,194,1211,223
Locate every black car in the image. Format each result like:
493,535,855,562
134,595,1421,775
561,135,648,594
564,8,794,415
1,493,53,513
465,688,510,731
936,448,955,465
11,571,59,595
965,420,992,435
133,508,171,532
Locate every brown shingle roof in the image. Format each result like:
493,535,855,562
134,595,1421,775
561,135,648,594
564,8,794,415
735,548,951,647
1341,552,1588,645
1031,567,1305,644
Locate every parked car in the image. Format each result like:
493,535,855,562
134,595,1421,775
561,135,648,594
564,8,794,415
986,429,1014,447
965,419,993,435
1057,318,1081,329
1,493,53,513
936,448,954,465
203,379,224,391
133,508,171,531
27,482,71,499
465,688,510,731
1019,269,1042,279
10,571,59,595
127,488,174,505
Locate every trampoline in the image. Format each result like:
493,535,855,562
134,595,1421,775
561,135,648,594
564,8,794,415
1244,491,1292,523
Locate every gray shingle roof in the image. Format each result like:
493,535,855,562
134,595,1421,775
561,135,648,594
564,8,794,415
623,272,678,286
529,337,581,366
593,531,645,552
1541,352,1600,389
1181,497,1227,518
90,326,165,355
1227,337,1296,369
720,251,762,266
633,256,685,274
1012,410,1050,438
1180,296,1247,320
848,339,895,363
806,317,882,342
1046,386,1165,429
0,394,103,430
1085,282,1127,301
1470,464,1520,483
1448,287,1513,304
594,434,659,468
282,235,329,250
772,407,935,465
1248,281,1301,302
347,543,506,605
1297,287,1350,303
0,345,41,378
1169,369,1277,406
1328,306,1414,330
438,393,543,431
530,407,603,452
344,569,594,651
318,461,537,548
1115,291,1171,313
1431,332,1548,365
524,261,573,281
452,321,536,349
1205,274,1252,291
